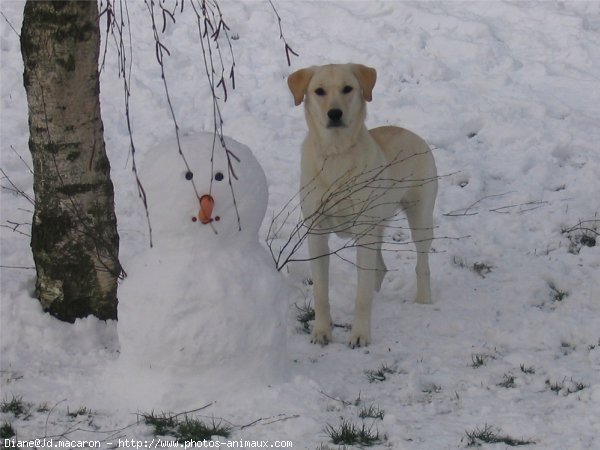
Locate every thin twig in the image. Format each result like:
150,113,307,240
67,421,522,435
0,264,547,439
562,218,600,235
9,145,33,174
0,10,20,37
267,157,459,271
1,222,31,237
0,167,34,205
489,200,548,214
318,389,355,407
443,191,514,217
267,0,299,66
190,0,241,230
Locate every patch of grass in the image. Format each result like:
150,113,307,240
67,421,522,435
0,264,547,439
546,378,565,394
470,353,494,368
37,403,50,413
1,395,28,418
520,364,535,375
365,363,395,383
142,411,230,442
325,419,380,446
546,378,588,396
452,257,493,278
174,417,230,442
143,411,177,436
560,341,575,356
421,383,442,394
315,445,349,450
562,219,598,254
466,424,535,447
1,422,16,440
295,301,315,334
67,406,91,418
569,380,588,394
472,262,493,278
497,374,516,389
358,404,385,420
548,282,568,303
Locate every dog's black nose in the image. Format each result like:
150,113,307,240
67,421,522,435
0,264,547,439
327,109,343,122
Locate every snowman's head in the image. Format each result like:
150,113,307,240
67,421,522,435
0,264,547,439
141,132,268,248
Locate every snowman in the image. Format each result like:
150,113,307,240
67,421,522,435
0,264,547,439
115,132,287,408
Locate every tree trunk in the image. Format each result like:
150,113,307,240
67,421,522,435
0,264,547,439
21,0,122,322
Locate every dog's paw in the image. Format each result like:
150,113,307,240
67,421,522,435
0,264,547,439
415,293,432,304
415,284,432,304
349,327,371,349
311,324,332,346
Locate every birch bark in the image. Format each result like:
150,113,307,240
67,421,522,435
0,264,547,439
21,1,122,322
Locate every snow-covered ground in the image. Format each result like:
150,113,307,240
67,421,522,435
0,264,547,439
2,1,599,448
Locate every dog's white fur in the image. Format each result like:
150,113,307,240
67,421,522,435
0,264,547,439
288,63,438,347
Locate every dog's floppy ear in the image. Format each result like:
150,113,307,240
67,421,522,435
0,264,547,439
350,64,377,102
288,67,315,106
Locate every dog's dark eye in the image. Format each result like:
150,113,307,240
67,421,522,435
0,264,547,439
214,172,224,182
314,88,326,96
342,85,353,94
185,171,193,180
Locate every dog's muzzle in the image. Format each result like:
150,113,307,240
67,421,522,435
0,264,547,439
327,108,345,128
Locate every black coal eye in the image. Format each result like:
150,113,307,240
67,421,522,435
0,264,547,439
342,85,353,94
185,171,193,180
214,172,224,181
314,88,326,96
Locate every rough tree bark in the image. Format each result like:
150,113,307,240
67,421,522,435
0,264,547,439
20,1,122,322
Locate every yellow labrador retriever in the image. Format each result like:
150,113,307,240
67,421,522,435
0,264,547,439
288,63,438,347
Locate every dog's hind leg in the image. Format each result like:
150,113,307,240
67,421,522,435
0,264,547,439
405,197,435,304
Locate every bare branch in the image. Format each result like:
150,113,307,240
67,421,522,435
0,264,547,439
267,155,462,272
443,191,514,217
268,0,299,66
103,0,154,248
0,10,20,37
0,265,35,270
0,167,34,205
189,0,241,230
489,200,548,214
103,1,297,240
1,221,31,237
8,145,33,174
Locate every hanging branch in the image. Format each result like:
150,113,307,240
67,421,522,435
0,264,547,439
101,0,154,248
101,0,298,238
189,0,242,230
268,0,299,66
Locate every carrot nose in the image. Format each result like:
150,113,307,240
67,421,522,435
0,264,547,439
198,195,215,224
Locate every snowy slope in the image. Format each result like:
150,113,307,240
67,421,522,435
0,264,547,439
2,1,600,448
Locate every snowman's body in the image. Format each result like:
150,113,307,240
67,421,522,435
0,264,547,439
116,133,286,406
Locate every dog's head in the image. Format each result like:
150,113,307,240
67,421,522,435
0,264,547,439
288,64,377,148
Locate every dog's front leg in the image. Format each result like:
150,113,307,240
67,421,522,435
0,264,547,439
308,232,332,344
349,238,379,347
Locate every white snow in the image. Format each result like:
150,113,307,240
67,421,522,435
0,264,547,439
1,1,599,449
113,133,287,410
